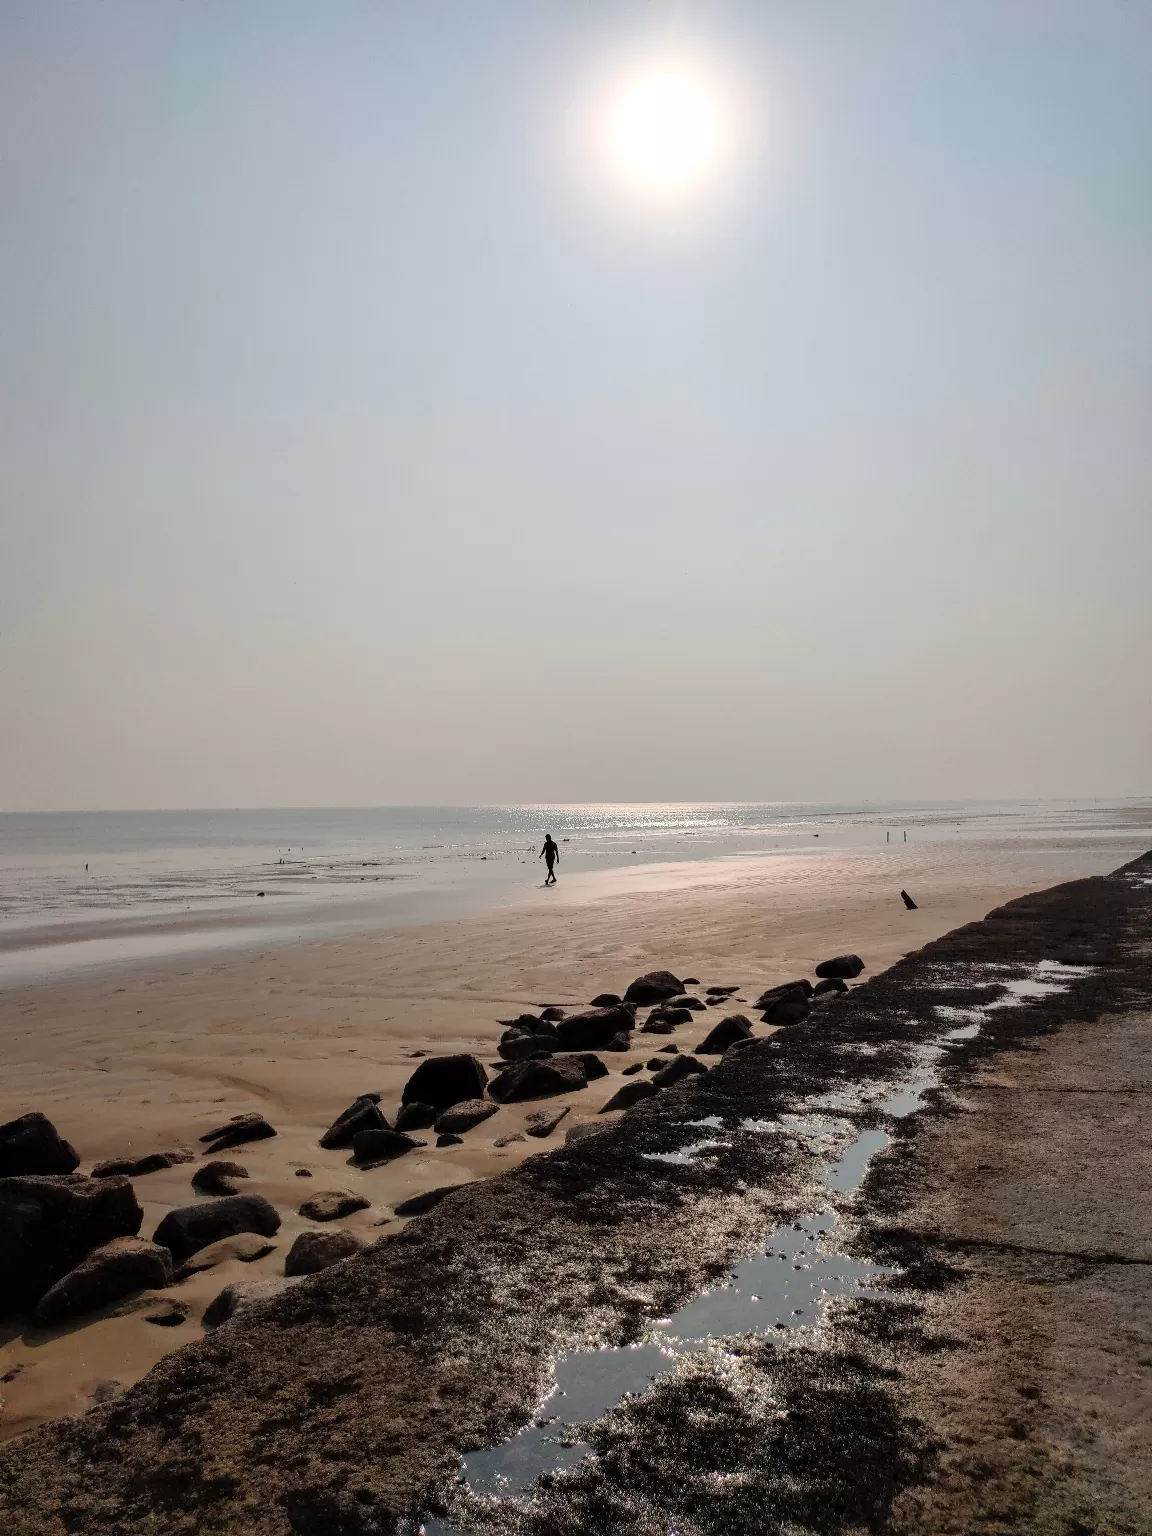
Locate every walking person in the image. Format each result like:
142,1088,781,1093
539,834,560,885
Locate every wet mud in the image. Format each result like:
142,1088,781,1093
2,852,1150,1535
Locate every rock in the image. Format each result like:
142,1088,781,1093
171,1231,276,1278
434,1100,499,1135
191,1161,249,1197
640,1018,676,1035
538,1006,566,1022
152,1194,281,1264
499,1014,543,1032
622,1062,644,1076
89,1158,135,1179
762,994,811,1027
555,1006,634,1051
706,997,723,1006
813,977,849,997
682,977,701,986
665,996,706,1012
202,1277,291,1327
0,1114,80,1178
488,1056,587,1104
91,1148,195,1180
294,1168,312,1177
498,1033,553,1063
0,1174,143,1315
351,1129,424,1165
401,1055,488,1111
603,1032,631,1052
144,1299,189,1327
393,1185,468,1217
564,1123,606,1146
436,1133,463,1147
643,1006,693,1031
578,1054,608,1081
298,1190,370,1222
524,1106,571,1138
814,954,865,980
600,1080,658,1112
753,980,813,1008
589,992,622,1008
900,890,918,910
651,1055,708,1089
658,1043,680,1053
319,1096,388,1150
393,1102,438,1133
91,1380,123,1405
199,1113,277,1154
644,1057,667,1071
284,1229,363,1276
696,1015,754,1055
623,971,684,1006
493,1132,526,1148
532,1022,560,1042
33,1238,174,1326
705,985,740,996
724,1036,757,1055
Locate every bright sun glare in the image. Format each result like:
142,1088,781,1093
587,49,740,205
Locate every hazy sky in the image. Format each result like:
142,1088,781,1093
2,0,1149,810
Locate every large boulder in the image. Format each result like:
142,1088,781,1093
555,1006,634,1051
298,1190,370,1222
434,1100,499,1135
600,1080,658,1113
762,994,811,1027
488,1056,588,1104
351,1128,425,1165
0,1175,143,1316
814,954,865,980
623,971,684,1006
284,1229,363,1277
0,1114,80,1178
696,1015,754,1055
753,980,813,1008
191,1161,249,1197
33,1238,173,1326
401,1055,488,1111
319,1096,387,1150
651,1056,708,1089
152,1194,281,1264
199,1114,277,1154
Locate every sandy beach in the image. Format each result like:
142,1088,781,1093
2,819,1150,1442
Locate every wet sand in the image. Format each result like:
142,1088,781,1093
1,827,1148,1442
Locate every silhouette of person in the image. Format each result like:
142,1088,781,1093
539,834,559,885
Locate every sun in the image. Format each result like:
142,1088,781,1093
588,50,738,204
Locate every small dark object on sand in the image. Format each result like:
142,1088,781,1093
589,992,622,1007
200,1113,277,1154
320,1096,387,1150
436,1133,463,1147
813,977,848,997
600,1080,658,1112
622,1062,644,1075
623,971,684,1006
192,1161,249,1197
681,977,700,986
294,1168,312,1177
901,889,918,910
814,954,866,980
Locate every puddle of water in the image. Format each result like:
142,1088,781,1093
823,1128,891,1193
686,1115,725,1130
643,1138,728,1166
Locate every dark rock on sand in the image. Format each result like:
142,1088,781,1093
144,1298,188,1327
91,1149,194,1180
589,992,622,1007
284,1229,363,1276
394,1185,468,1217
704,985,739,996
622,1062,644,1076
658,1043,680,1053
294,1168,312,1178
489,1055,588,1104
762,994,812,1027
538,1006,566,1022
753,980,813,1008
814,954,866,980
666,995,706,1012
494,1132,526,1147
0,1114,80,1178
578,1054,609,1081
556,1006,634,1051
319,1095,388,1150
813,976,849,997
901,889,918,910
498,1033,553,1063
640,1018,676,1034
298,1190,370,1222
33,1238,173,1325
651,1055,708,1089
200,1113,277,1154
394,1102,437,1133
643,1006,693,1031
696,1015,754,1055
600,1080,658,1112
623,970,684,1006
0,1174,143,1314
524,1106,571,1138
681,977,701,986
172,1232,276,1279
351,1129,425,1165
401,1055,488,1112
603,1032,632,1052
436,1133,463,1147
152,1194,281,1264
434,1100,499,1135
191,1161,249,1197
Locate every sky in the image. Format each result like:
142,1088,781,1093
1,0,1149,810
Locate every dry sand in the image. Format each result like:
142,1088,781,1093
1,828,1147,1440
